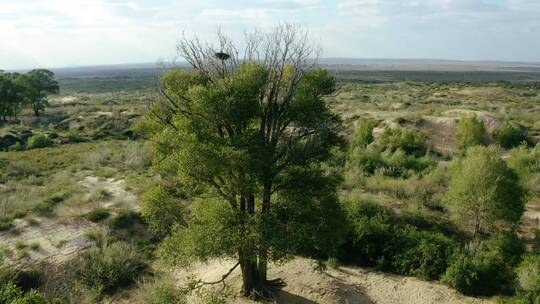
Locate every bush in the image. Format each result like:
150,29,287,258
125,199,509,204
86,208,110,222
352,119,376,149
377,126,428,157
391,227,457,280
109,211,141,230
0,281,23,303
343,200,393,266
456,115,486,151
441,255,483,295
77,241,145,295
140,278,187,304
343,200,458,279
516,255,540,302
11,289,47,304
26,135,53,149
495,120,528,149
442,233,523,296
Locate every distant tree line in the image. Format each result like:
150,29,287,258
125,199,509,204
0,69,59,121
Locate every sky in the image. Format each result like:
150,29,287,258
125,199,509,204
1,0,540,69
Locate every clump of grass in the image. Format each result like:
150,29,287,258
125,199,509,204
86,208,110,222
29,242,40,251
109,211,141,230
77,241,145,296
15,240,27,250
16,250,29,260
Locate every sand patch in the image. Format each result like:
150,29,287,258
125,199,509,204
173,258,491,304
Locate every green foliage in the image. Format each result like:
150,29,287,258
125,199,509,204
456,115,486,150
0,281,23,303
516,255,540,303
391,227,457,280
159,198,241,267
347,126,434,178
86,208,110,222
26,135,53,149
442,233,524,296
446,146,525,237
343,200,457,280
109,211,141,230
495,120,529,149
507,144,540,191
16,69,59,117
10,289,48,304
377,126,428,157
77,241,145,295
343,200,393,266
141,184,187,237
140,278,187,304
0,72,24,121
352,119,376,149
148,42,345,295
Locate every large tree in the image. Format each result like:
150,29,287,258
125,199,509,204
446,146,525,239
146,25,346,298
17,69,59,117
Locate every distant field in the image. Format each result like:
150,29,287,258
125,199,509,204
55,63,540,93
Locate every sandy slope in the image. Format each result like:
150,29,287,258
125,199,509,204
178,258,492,304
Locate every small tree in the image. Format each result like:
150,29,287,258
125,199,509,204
0,72,24,121
456,115,486,151
147,25,346,299
352,119,376,149
446,146,525,238
17,69,59,117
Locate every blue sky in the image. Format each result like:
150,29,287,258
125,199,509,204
1,0,540,69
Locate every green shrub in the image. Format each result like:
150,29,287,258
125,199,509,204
495,120,528,149
378,126,428,157
8,142,25,152
86,208,110,222
141,279,187,304
456,115,486,151
343,200,393,266
26,135,53,149
0,281,23,303
0,218,13,231
109,211,141,230
442,234,523,296
516,255,540,303
33,192,66,214
391,227,457,280
11,289,47,304
77,241,145,295
343,200,457,279
352,119,376,149
441,255,483,295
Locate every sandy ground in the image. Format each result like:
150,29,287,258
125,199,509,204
0,217,96,265
175,258,492,304
1,174,138,265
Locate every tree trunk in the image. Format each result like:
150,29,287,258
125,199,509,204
239,249,263,298
258,181,272,283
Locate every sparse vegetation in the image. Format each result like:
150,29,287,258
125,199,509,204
1,27,540,303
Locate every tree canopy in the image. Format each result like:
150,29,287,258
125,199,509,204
0,69,59,121
446,146,525,238
144,25,346,298
456,115,486,151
